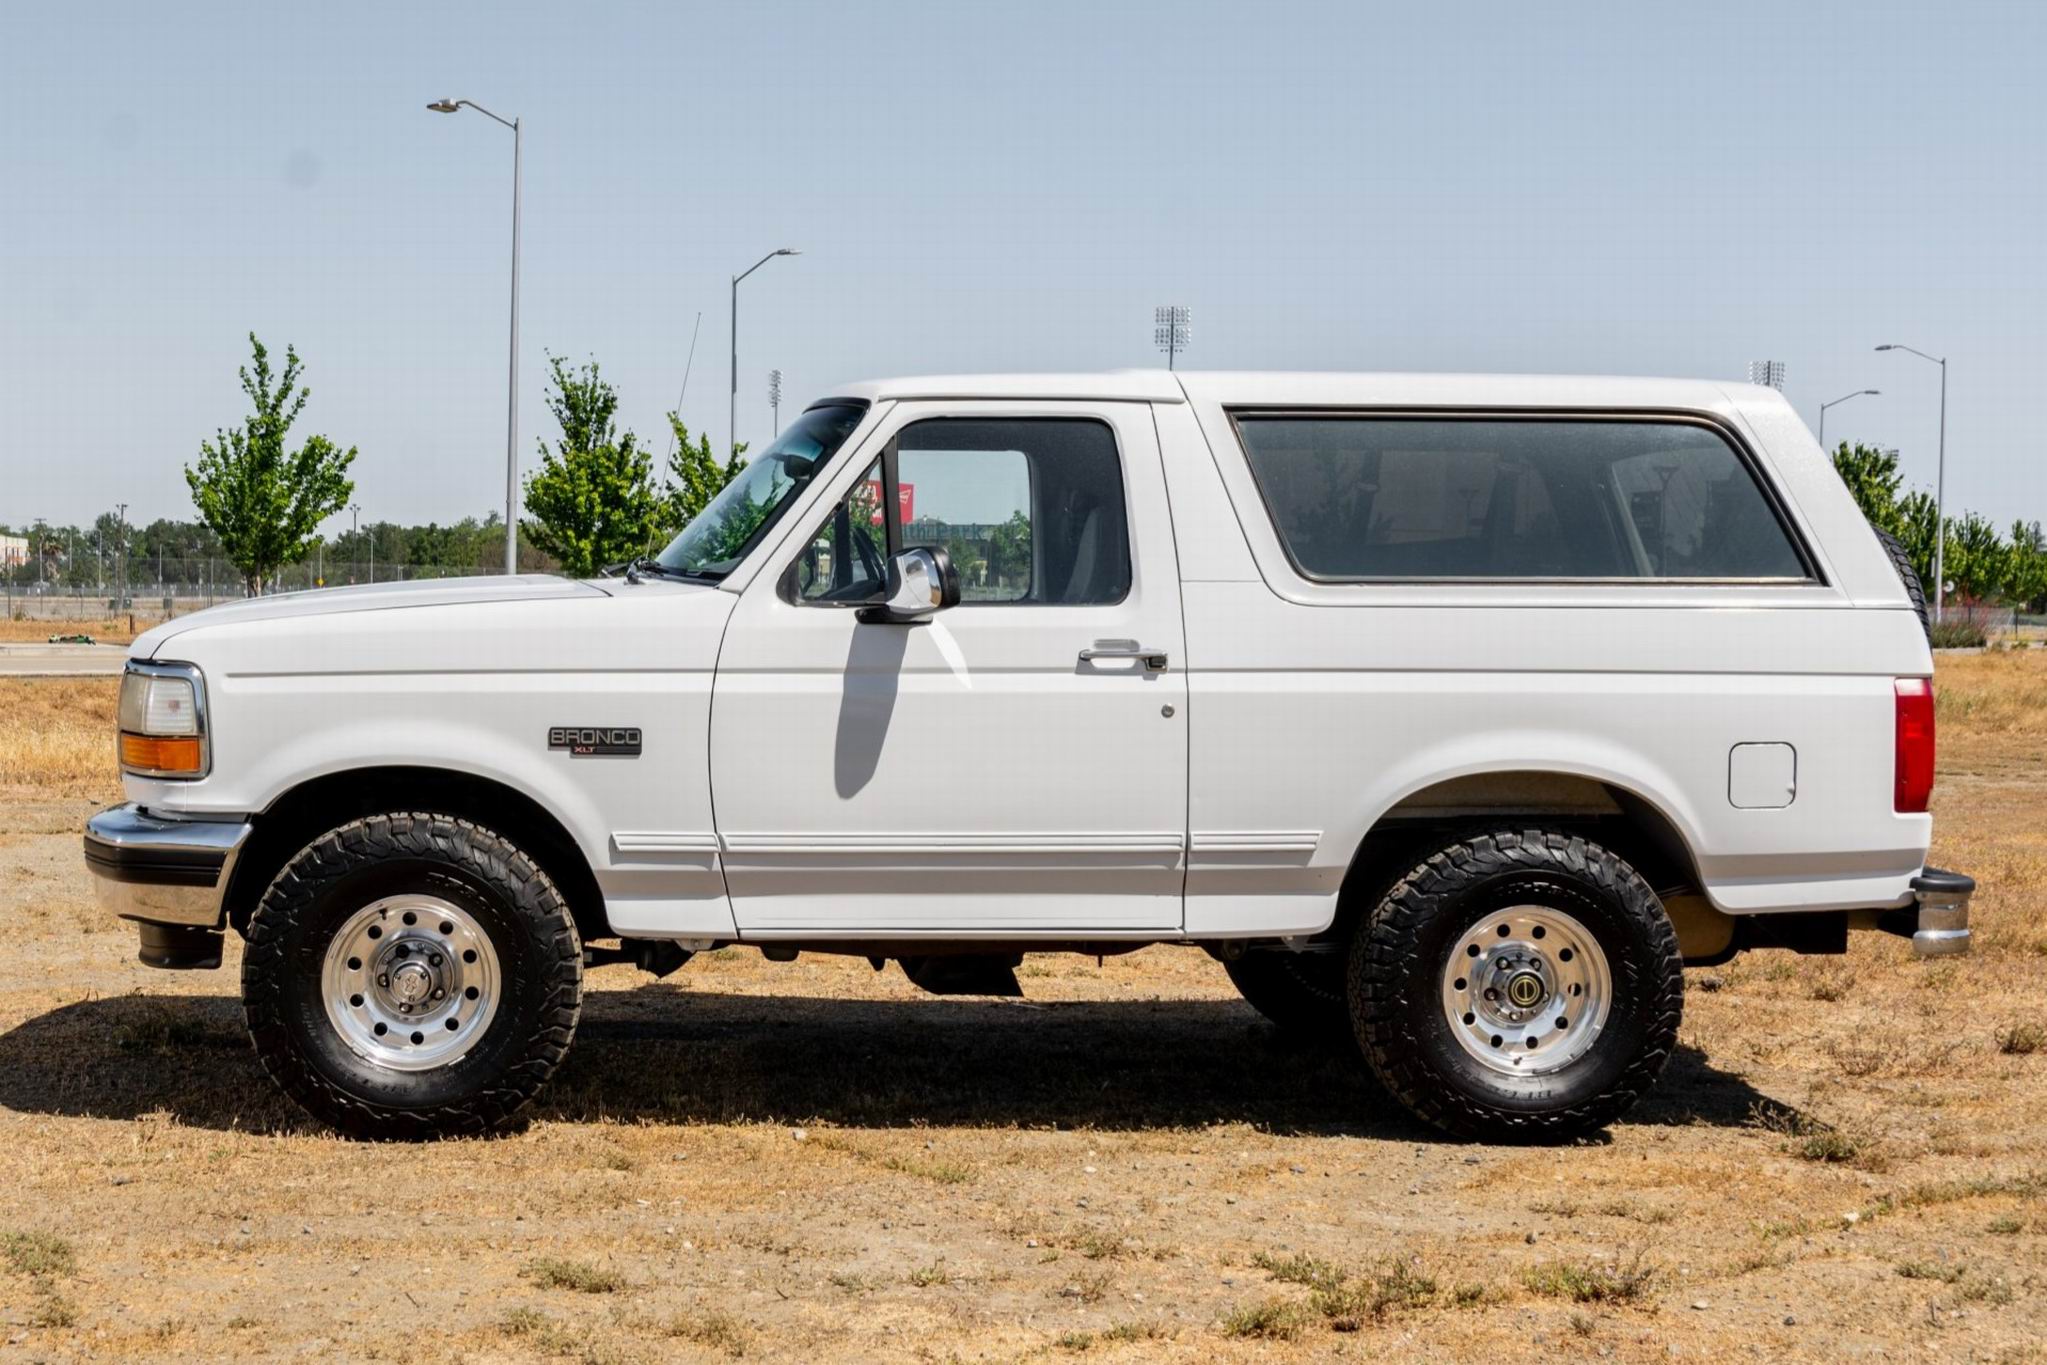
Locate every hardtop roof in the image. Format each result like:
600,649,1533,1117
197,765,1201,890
823,370,1763,411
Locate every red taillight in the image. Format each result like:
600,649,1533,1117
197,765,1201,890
1894,678,1935,813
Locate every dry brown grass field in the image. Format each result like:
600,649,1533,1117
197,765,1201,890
0,616,161,646
0,653,2042,1362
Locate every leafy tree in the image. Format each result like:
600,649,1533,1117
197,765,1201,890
1948,511,2009,604
663,414,744,534
1830,443,1906,537
184,334,357,594
2008,521,2047,613
520,355,660,577
984,509,1032,594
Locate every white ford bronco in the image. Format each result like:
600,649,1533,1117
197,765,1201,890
85,371,1972,1140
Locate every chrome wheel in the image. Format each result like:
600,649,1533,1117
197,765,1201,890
320,894,500,1072
1439,905,1611,1076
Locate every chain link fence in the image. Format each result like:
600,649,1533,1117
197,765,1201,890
2,560,488,622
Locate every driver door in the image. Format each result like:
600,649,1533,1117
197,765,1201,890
709,401,1188,935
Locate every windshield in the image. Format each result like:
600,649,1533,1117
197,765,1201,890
654,401,869,578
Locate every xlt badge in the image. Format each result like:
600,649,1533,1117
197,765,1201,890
548,726,642,757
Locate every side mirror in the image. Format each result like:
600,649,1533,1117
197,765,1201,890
857,546,961,624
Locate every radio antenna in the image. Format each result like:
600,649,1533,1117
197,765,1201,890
666,310,704,460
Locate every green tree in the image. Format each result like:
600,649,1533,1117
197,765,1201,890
1829,442,1906,537
520,355,660,577
984,509,1032,594
184,334,357,594
2007,520,2047,613
662,414,744,534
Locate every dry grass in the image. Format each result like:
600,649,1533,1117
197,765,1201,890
1936,646,2047,739
0,678,118,797
0,651,2040,1360
0,616,159,645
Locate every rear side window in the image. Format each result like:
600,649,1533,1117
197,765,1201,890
1233,416,1809,582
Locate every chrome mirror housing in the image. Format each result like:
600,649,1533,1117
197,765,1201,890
857,546,961,624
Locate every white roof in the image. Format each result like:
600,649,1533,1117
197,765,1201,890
826,370,1763,411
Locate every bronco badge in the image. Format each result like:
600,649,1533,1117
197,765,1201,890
548,726,643,758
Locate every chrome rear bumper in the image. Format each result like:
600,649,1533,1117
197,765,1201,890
83,804,251,930
1910,868,1974,958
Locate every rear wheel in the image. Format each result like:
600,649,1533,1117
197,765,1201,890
1351,829,1681,1140
1223,949,1350,1039
242,812,583,1139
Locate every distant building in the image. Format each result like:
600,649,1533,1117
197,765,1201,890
0,534,26,569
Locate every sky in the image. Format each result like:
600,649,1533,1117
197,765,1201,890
3,0,2043,533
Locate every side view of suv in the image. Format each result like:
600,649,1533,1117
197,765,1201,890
84,370,1971,1140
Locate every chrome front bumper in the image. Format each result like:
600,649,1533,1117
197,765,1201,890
83,804,252,930
1910,868,1975,958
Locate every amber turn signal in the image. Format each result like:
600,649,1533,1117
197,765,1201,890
119,733,205,776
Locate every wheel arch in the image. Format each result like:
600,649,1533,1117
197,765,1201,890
1332,765,1708,939
221,766,610,943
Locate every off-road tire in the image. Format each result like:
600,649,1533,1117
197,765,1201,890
242,813,583,1139
1350,829,1682,1140
1224,950,1351,1039
1873,526,1931,639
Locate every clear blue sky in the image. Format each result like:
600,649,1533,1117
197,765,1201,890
4,0,2042,532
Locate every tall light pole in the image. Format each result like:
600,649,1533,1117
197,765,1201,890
768,368,783,438
731,249,798,461
428,97,522,575
1156,306,1190,370
115,503,127,606
1877,343,1949,620
1817,388,1879,449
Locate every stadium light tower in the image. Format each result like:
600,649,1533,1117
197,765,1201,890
768,368,783,438
1748,360,1786,390
1155,306,1190,370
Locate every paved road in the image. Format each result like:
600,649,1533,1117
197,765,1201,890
0,643,129,677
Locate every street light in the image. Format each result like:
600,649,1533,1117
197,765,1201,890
731,249,799,462
1817,388,1879,449
1876,343,1950,620
428,96,523,575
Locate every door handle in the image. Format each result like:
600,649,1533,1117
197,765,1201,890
1079,640,1169,671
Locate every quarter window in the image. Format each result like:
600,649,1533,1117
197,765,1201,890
1234,416,1808,581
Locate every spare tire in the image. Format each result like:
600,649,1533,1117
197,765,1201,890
1873,526,1931,639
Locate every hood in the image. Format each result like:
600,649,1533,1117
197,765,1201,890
132,574,610,658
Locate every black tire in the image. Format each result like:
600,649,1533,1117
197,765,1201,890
1224,950,1351,1039
242,812,583,1139
1350,829,1681,1140
1873,526,1931,639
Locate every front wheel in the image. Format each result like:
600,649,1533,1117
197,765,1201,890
1350,830,1682,1140
242,813,583,1139
1223,950,1351,1040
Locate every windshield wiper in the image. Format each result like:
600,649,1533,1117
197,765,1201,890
617,557,722,585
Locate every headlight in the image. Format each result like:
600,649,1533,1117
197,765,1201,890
118,662,209,779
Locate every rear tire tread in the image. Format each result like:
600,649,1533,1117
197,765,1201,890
1350,829,1682,1140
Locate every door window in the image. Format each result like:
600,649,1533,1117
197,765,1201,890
897,418,1131,605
